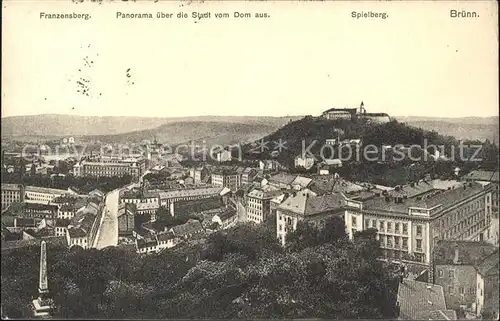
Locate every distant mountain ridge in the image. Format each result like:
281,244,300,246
1,114,498,145
86,121,279,146
1,114,302,138
393,116,499,144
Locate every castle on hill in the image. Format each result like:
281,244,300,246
321,101,391,124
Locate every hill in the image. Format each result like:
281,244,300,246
243,116,499,174
86,121,279,147
1,114,301,138
394,116,499,144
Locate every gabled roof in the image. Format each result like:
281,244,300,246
475,249,499,277
397,279,447,320
171,219,204,237
291,176,312,188
278,191,344,216
465,170,499,183
322,158,343,166
433,240,497,266
268,173,297,185
217,207,237,221
157,231,176,242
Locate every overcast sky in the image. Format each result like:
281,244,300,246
2,0,498,118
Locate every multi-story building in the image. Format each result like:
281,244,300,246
24,186,71,204
73,156,146,180
322,103,390,124
475,251,499,319
267,173,297,190
158,186,225,208
118,203,136,236
344,180,494,266
170,219,205,240
189,166,210,184
396,279,456,320
1,183,24,210
259,160,283,172
211,169,240,191
212,207,237,229
215,150,232,163
432,240,497,313
246,188,282,224
66,213,95,249
276,190,345,246
55,218,70,237
119,189,160,205
465,170,499,212
241,168,258,185
22,203,58,222
322,107,357,120
294,154,316,170
66,199,104,249
52,195,87,220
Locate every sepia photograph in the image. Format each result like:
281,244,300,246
1,0,499,319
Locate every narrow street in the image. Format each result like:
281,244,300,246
93,189,121,249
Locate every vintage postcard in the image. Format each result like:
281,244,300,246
1,0,499,319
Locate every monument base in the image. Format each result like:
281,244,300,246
32,298,53,317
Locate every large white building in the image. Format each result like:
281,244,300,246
73,156,146,180
24,186,74,204
246,188,282,224
276,190,345,246
344,180,494,265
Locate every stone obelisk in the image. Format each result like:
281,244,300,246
32,241,53,317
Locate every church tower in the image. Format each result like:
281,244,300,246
32,241,54,318
359,101,366,114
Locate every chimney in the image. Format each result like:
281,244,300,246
453,248,460,264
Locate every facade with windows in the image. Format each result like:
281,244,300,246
73,157,146,180
211,170,240,191
276,191,345,246
1,183,24,210
432,240,497,313
246,189,280,224
24,186,70,204
158,186,224,208
344,181,494,265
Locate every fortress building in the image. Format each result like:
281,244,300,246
322,101,391,124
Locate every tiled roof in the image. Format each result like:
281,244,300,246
159,187,223,199
136,238,158,249
364,182,487,214
397,279,447,320
308,177,364,195
67,228,87,238
15,218,37,227
172,196,224,217
25,186,68,194
291,176,312,188
218,207,236,221
247,188,282,200
278,191,344,216
1,183,22,190
322,159,342,166
433,240,497,266
171,219,204,237
268,173,297,185
157,231,176,242
55,218,71,227
475,249,499,277
136,202,160,211
466,170,499,183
